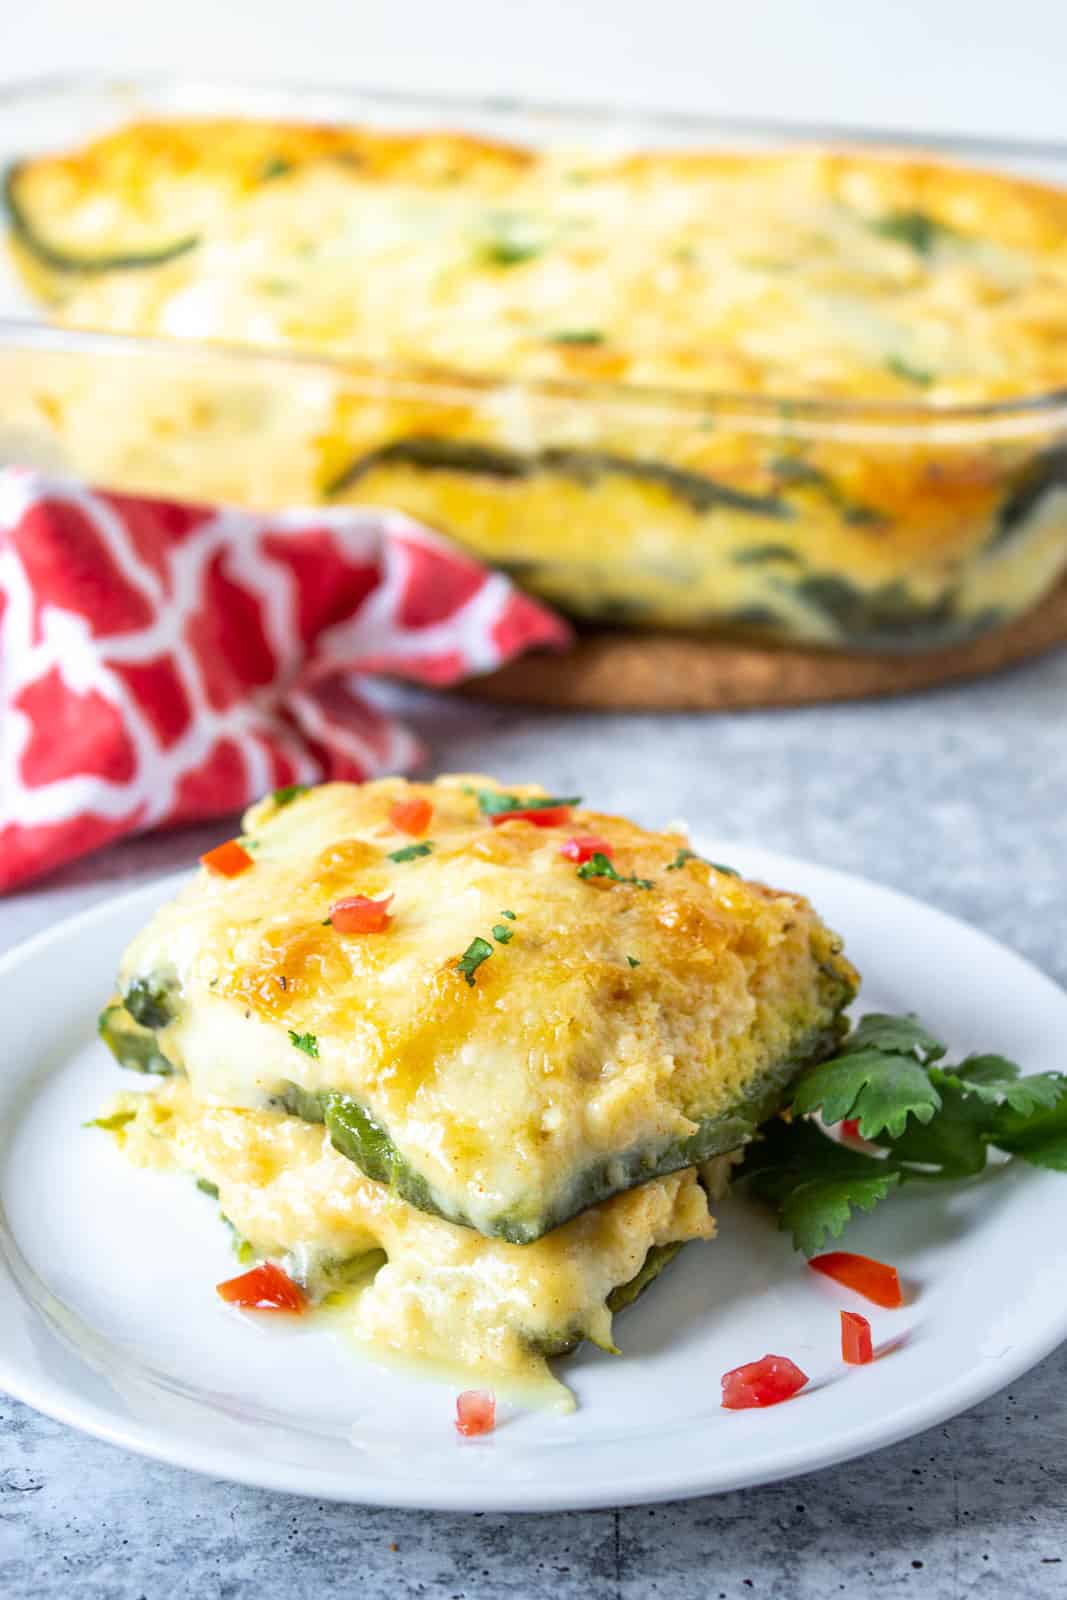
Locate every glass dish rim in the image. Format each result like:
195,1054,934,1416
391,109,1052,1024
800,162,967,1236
4,69,1067,432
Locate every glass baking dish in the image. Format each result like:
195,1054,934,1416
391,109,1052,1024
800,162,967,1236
2,76,1066,652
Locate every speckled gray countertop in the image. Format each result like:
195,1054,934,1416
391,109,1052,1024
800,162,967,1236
3,651,1067,1599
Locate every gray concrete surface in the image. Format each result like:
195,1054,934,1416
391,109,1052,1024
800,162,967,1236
3,648,1066,1598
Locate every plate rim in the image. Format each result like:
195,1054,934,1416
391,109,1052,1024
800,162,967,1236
1,848,1065,1512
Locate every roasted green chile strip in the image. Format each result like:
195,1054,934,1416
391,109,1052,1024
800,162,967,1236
98,1003,174,1075
3,164,200,274
271,1017,843,1245
326,435,792,519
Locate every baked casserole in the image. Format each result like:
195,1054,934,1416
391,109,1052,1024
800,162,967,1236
6,114,1067,646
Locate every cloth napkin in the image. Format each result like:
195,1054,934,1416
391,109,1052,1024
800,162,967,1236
0,469,570,892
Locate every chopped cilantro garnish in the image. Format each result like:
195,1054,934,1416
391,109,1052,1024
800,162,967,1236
869,209,954,256
548,329,604,346
259,156,294,182
388,841,434,863
577,852,654,890
492,923,514,944
500,909,517,920
479,212,545,268
272,784,308,808
476,789,581,817
288,1030,319,1058
665,847,739,876
457,937,495,986
739,1011,1067,1253
626,955,641,968
887,354,933,387
196,1178,220,1198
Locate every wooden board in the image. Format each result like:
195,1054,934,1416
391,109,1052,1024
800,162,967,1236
468,575,1067,710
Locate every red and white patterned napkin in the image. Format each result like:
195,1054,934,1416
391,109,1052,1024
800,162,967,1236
0,469,571,891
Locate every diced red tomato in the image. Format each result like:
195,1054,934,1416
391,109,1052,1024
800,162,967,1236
840,1118,861,1140
217,1261,307,1313
559,835,614,863
490,806,572,829
809,1251,903,1309
389,796,433,836
841,1309,874,1365
455,1389,496,1436
200,839,254,878
329,894,393,934
721,1354,808,1410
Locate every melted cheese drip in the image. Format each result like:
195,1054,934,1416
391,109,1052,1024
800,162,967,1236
110,1077,716,1402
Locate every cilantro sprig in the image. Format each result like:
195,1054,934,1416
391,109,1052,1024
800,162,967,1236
388,841,434,863
476,789,581,817
739,1012,1067,1254
288,1030,319,1058
271,784,308,808
577,853,654,890
665,847,740,877
457,937,495,986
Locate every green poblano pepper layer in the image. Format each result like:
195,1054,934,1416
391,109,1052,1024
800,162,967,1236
267,1014,845,1246
100,988,848,1246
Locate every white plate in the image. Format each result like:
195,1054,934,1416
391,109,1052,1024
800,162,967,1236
1,844,1065,1512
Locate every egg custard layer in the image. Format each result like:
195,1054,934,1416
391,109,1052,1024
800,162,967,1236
103,776,857,1244
104,1076,718,1399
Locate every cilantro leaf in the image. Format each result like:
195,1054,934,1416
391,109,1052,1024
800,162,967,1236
743,1013,1067,1250
874,1072,992,1178
577,852,654,890
839,1013,945,1063
986,1081,1067,1171
740,1117,901,1255
666,847,704,871
492,923,514,944
869,209,954,255
272,784,308,808
288,1030,319,1058
388,841,434,863
944,1054,1063,1116
626,955,641,968
457,937,494,986
476,789,581,816
792,1046,942,1139
500,909,517,920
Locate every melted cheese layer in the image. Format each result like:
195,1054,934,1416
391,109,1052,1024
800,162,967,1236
114,776,856,1240
111,1077,716,1399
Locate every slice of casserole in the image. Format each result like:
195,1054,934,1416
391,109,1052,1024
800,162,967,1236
102,1075,723,1401
101,776,857,1244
